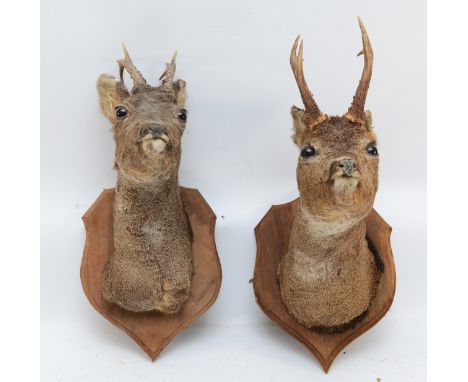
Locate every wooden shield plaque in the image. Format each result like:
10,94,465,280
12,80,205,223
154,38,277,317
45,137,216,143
81,187,222,360
253,199,395,372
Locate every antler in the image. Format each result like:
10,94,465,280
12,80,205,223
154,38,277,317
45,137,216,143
118,45,147,86
345,17,374,125
159,51,177,88
290,36,327,128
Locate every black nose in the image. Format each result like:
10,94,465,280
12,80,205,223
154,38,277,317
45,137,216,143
140,124,167,138
338,158,357,176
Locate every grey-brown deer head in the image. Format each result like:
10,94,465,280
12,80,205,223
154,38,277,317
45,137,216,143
97,46,188,184
97,47,193,315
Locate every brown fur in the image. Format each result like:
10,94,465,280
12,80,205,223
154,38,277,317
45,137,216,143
279,23,381,331
96,51,192,314
279,113,380,330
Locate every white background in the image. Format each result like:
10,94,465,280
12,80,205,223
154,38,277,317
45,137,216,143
41,0,426,381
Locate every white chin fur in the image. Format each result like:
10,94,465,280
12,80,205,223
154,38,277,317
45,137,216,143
333,177,359,194
151,139,167,154
142,136,168,155
332,177,359,206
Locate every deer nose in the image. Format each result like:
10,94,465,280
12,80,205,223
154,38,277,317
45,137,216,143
140,124,167,138
337,158,358,176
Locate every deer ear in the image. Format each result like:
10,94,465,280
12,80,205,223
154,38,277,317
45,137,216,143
364,110,373,130
291,105,307,145
173,79,186,107
96,74,129,122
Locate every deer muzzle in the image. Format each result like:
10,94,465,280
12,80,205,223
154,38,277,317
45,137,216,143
329,158,359,181
339,159,357,177
140,124,170,154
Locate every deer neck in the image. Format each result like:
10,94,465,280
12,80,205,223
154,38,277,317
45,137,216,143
114,171,183,218
290,199,368,256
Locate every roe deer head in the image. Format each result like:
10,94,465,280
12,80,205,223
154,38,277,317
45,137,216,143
97,47,192,314
97,46,188,184
279,18,381,331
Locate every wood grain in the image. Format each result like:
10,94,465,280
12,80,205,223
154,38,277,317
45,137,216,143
253,199,395,372
80,187,222,360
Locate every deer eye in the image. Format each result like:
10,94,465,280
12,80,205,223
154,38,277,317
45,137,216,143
301,145,316,158
115,106,128,119
177,109,187,121
366,143,378,156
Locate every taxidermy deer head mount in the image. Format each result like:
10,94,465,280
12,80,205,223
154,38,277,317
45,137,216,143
97,46,187,184
279,18,381,331
97,47,193,314
290,18,378,215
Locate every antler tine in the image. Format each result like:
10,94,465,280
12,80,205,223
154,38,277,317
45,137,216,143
290,35,327,128
159,51,177,87
117,44,147,86
345,17,374,125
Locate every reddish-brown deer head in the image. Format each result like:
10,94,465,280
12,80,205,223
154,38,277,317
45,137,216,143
279,18,381,331
290,18,378,219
